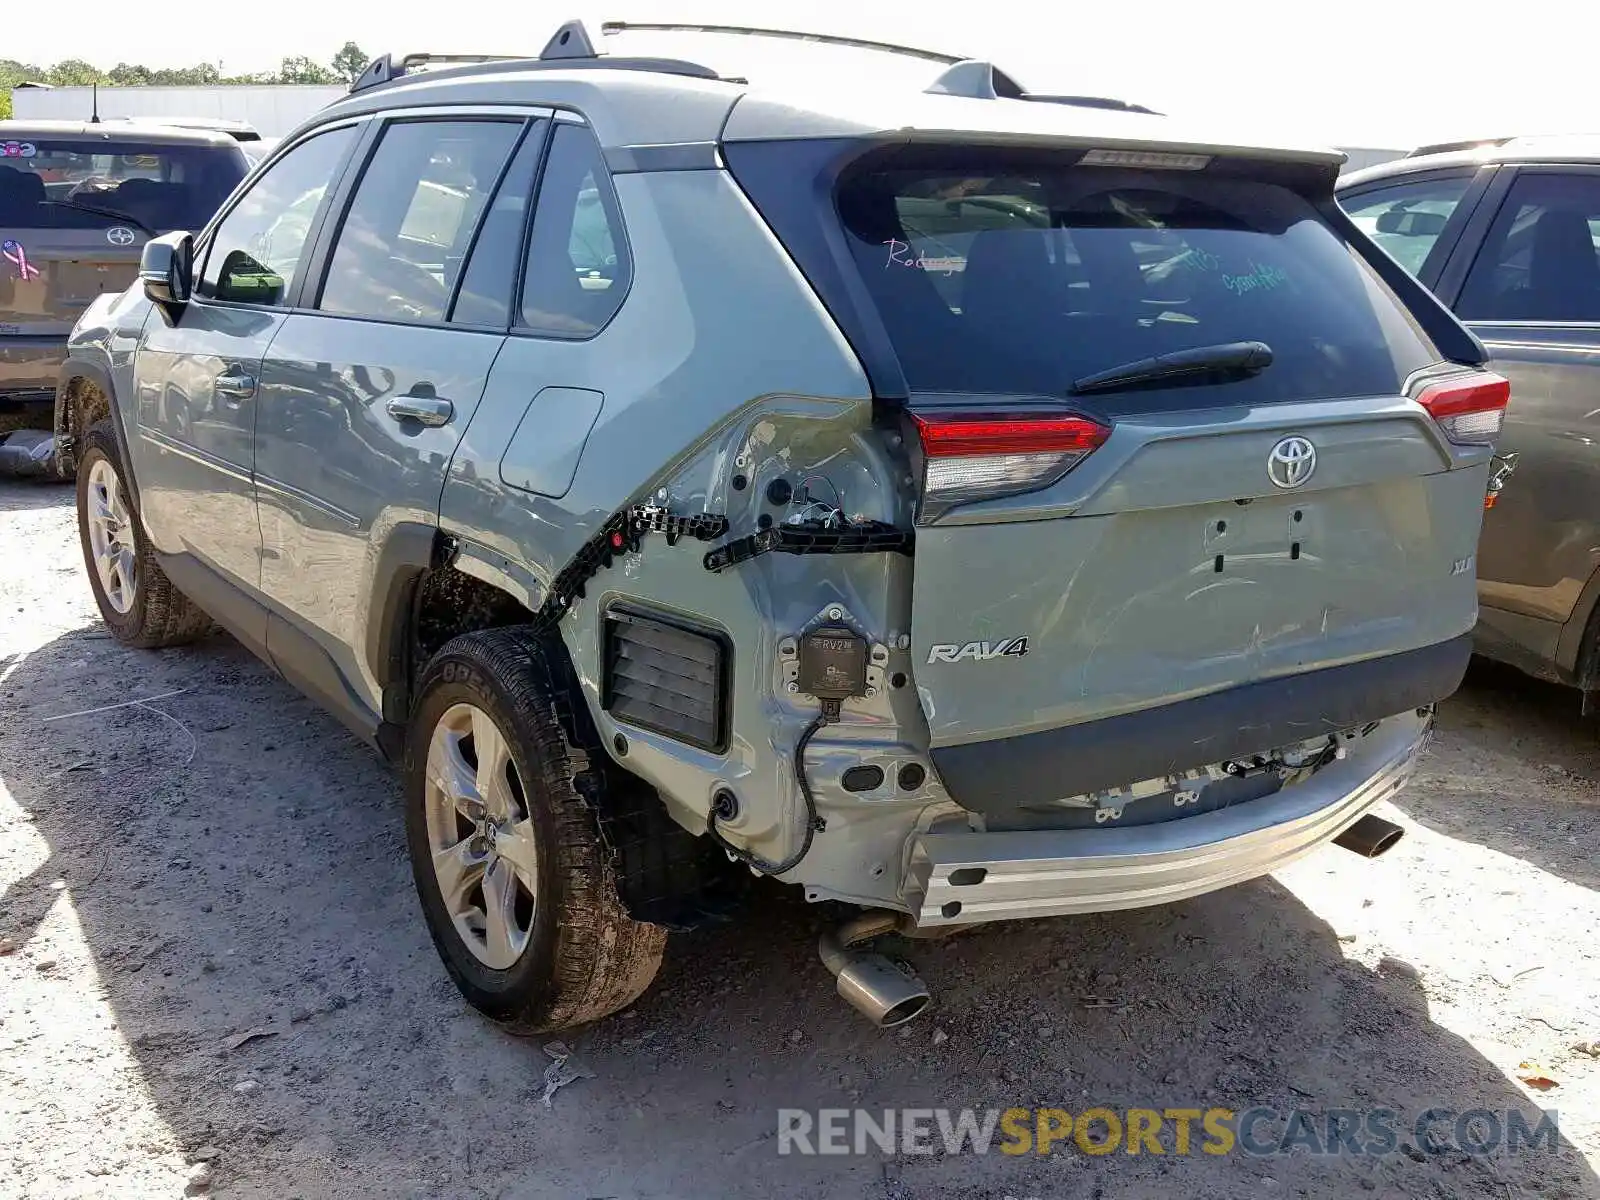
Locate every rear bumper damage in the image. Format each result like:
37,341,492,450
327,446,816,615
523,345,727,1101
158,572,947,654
928,635,1469,815
903,708,1429,927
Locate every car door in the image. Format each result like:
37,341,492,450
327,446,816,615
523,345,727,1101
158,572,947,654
252,112,537,722
1433,165,1600,667
130,123,361,619
438,117,634,592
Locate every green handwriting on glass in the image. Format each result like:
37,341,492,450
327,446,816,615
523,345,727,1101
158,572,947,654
1223,262,1289,295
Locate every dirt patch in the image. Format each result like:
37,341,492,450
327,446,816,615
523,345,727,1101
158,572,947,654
2,481,1597,1198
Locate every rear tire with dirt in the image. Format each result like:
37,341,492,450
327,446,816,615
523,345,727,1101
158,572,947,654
405,628,667,1033
74,420,213,648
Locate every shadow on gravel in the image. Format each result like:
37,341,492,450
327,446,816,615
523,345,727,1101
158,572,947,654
1410,659,1600,892
1,624,1595,1200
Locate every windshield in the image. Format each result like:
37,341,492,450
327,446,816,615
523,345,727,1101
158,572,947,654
0,137,244,233
836,150,1437,410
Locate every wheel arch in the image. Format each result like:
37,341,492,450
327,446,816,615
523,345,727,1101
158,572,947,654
1560,562,1600,708
54,361,128,496
365,530,559,730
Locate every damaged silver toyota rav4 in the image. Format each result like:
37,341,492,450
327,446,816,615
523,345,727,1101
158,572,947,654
58,22,1506,1032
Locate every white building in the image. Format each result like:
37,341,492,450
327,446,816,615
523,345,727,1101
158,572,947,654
10,84,347,137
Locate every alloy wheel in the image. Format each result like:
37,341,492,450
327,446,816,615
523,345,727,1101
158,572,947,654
85,458,137,615
422,702,539,970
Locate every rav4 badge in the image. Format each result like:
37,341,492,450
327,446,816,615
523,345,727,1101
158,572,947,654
927,637,1030,664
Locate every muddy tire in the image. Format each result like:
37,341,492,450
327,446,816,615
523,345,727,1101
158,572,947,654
75,421,214,648
405,628,667,1033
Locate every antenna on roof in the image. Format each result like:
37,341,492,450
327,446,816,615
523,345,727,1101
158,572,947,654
90,82,100,124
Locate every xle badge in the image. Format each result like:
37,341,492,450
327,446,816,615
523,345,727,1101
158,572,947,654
927,637,1030,664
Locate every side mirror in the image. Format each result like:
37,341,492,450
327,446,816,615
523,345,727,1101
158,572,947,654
140,232,193,320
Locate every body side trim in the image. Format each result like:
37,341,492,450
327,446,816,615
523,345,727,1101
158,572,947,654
138,425,252,485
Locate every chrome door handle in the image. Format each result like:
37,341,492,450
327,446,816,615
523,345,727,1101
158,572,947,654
386,395,454,427
214,371,256,400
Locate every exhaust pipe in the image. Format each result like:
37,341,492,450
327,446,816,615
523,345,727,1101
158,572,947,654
1334,813,1405,858
819,911,931,1028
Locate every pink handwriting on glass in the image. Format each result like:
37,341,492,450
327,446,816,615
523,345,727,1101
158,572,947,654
883,239,962,275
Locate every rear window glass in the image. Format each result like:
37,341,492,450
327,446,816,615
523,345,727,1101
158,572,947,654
0,138,243,233
837,154,1437,409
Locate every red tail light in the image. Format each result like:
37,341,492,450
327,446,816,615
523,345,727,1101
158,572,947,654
912,412,1111,520
1414,371,1509,446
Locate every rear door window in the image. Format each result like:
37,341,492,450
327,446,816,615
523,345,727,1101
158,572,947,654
450,124,547,328
1340,173,1475,277
837,152,1438,410
318,119,524,323
1456,172,1600,323
0,137,242,233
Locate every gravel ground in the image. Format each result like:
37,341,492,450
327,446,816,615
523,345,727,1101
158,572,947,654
2,480,1598,1200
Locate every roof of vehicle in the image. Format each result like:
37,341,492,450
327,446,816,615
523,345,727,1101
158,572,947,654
102,116,262,141
0,119,243,149
310,22,1344,169
1339,133,1600,188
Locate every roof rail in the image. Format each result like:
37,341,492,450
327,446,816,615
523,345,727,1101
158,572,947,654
347,21,724,96
349,52,527,94
600,20,965,65
343,19,1158,116
1406,136,1514,158
1027,94,1161,116
600,21,1156,114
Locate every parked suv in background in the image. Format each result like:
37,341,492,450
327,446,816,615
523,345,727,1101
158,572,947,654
0,121,250,441
1341,138,1600,699
59,21,1505,1034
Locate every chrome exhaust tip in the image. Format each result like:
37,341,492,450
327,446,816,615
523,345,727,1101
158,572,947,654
832,954,932,1027
819,911,932,1028
1334,813,1405,859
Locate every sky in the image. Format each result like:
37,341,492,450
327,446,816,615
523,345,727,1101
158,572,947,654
7,1,1599,149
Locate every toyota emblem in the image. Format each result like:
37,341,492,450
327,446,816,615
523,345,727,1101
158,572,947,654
106,226,136,246
1267,435,1316,489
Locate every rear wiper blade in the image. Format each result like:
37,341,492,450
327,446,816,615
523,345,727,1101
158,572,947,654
1071,340,1273,396
39,200,155,238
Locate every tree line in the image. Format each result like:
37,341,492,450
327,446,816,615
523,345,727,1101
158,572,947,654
0,43,369,118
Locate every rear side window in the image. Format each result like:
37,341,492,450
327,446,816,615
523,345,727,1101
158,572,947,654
319,119,523,323
0,137,244,233
837,153,1438,409
1456,172,1600,323
519,124,631,338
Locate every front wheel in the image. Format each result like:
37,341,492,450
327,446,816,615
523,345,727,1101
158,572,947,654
404,628,667,1033
74,421,213,648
